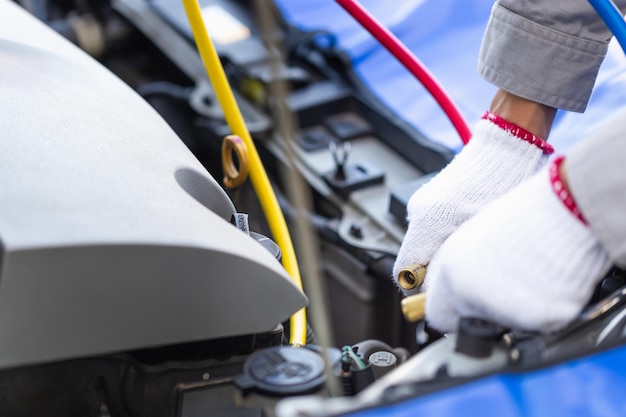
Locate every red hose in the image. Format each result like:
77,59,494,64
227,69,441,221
336,0,472,145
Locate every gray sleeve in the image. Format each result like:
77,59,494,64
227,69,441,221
479,0,626,112
567,110,626,267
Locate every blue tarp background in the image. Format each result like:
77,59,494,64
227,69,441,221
275,0,626,153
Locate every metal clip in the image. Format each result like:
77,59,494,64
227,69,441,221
329,141,351,180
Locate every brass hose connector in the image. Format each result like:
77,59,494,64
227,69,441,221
397,263,426,290
221,135,249,189
401,293,427,322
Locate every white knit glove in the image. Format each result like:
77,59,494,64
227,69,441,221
393,112,554,294
426,157,612,333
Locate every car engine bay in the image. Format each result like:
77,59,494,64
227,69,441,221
2,0,626,416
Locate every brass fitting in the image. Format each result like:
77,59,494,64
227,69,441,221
401,293,427,322
397,263,426,290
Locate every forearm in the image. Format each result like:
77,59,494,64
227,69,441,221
490,89,557,139
567,111,626,267
480,0,626,112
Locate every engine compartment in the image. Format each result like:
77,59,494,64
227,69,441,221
2,0,626,416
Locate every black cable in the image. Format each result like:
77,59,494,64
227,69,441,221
306,322,318,345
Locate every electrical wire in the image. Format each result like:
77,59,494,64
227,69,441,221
588,0,626,55
335,0,472,145
180,0,307,347
342,346,366,370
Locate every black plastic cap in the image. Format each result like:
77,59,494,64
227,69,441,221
234,346,326,396
455,318,506,358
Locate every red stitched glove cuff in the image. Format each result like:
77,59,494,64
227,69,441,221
482,111,554,155
549,155,587,225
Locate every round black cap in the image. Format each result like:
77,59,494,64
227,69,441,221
455,318,506,358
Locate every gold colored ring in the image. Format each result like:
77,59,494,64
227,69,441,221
221,135,249,189
398,263,427,290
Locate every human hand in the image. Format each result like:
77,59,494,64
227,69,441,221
393,112,553,294
425,158,611,333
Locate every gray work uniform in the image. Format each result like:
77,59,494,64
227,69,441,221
479,0,626,268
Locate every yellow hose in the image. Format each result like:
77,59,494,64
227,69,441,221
181,0,307,346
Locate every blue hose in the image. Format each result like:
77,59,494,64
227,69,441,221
588,0,626,55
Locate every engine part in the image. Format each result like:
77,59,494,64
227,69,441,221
339,365,375,396
0,0,306,370
337,345,375,396
323,141,385,198
251,232,282,262
181,0,311,346
368,351,397,378
324,112,373,141
0,324,284,417
234,346,327,396
111,0,449,350
455,318,507,359
275,332,509,417
222,135,250,189
351,339,410,365
401,293,427,322
397,263,426,290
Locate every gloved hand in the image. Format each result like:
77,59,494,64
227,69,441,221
393,112,554,294
425,157,611,333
